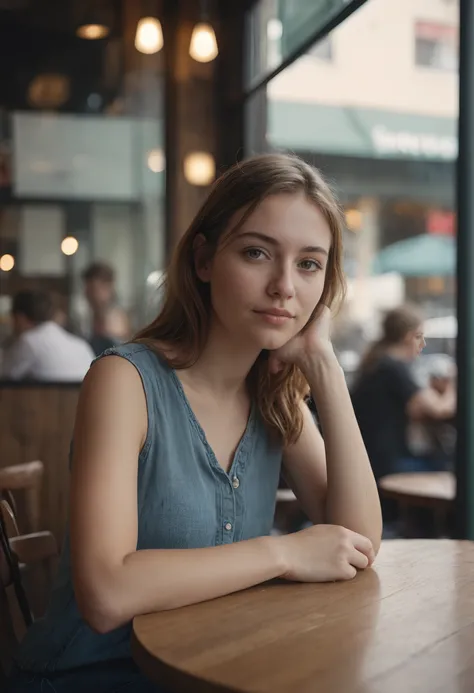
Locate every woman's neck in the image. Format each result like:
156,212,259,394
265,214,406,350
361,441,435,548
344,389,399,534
178,321,260,398
384,344,411,361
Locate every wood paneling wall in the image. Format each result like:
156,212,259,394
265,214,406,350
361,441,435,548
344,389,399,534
0,385,80,546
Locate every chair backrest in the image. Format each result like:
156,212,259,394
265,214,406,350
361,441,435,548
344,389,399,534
0,503,32,681
0,461,45,533
0,540,18,683
0,500,58,681
0,499,20,539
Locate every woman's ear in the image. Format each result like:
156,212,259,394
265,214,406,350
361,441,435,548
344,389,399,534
193,234,213,282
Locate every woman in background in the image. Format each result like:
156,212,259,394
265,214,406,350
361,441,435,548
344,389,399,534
351,304,456,482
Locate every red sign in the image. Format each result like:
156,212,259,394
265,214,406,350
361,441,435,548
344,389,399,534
426,210,456,236
416,21,457,44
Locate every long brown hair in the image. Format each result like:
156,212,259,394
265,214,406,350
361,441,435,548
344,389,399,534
135,153,346,445
357,304,423,377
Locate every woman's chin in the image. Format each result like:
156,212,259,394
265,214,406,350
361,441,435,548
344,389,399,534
257,332,293,352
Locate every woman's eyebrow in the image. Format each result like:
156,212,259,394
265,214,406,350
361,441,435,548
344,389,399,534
238,231,329,255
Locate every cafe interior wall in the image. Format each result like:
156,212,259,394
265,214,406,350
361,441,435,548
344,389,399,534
0,0,251,334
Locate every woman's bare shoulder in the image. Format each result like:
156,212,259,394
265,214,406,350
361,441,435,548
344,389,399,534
79,354,147,416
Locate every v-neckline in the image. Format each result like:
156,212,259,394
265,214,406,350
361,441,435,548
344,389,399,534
170,368,255,477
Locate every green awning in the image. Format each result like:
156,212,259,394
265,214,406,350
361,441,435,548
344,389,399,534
267,101,368,156
268,100,457,161
372,234,455,277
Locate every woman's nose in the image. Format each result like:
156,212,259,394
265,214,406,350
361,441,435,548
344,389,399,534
267,265,296,300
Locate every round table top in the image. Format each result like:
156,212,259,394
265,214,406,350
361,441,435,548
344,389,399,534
132,539,474,693
379,471,455,506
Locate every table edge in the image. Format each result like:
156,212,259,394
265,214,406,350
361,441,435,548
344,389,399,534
131,624,241,693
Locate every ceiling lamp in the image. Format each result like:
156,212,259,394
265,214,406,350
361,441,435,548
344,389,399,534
135,16,164,54
147,149,165,172
189,22,218,63
184,152,215,186
76,2,112,40
27,73,70,109
61,237,79,256
0,254,15,272
189,0,218,63
77,23,110,39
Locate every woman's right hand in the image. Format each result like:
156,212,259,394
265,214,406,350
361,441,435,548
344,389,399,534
275,524,375,583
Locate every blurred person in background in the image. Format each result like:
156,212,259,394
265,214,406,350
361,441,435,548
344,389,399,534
9,154,381,692
351,304,456,483
2,290,94,382
75,262,131,355
409,358,457,472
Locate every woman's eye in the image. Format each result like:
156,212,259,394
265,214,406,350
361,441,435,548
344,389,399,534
245,248,266,260
299,259,322,272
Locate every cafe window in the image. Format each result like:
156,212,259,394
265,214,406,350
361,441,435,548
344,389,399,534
308,36,333,62
415,21,458,72
246,0,358,87
247,0,459,365
0,5,165,344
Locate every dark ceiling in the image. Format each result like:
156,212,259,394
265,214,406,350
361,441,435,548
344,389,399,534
0,0,121,113
0,0,255,114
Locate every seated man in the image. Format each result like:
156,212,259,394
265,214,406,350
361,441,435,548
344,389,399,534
2,290,94,382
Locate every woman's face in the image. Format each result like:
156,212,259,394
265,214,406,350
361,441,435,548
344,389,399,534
197,192,333,352
405,324,426,360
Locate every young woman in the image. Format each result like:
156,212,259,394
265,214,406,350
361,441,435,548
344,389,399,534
9,154,382,692
351,304,456,481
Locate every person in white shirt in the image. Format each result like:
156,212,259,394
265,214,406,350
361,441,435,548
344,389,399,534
2,291,95,382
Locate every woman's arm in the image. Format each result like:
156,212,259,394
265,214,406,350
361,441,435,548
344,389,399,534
282,403,327,526
407,385,456,421
70,356,285,634
303,349,382,553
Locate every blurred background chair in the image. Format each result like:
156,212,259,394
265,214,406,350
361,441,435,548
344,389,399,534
0,498,58,682
0,460,44,534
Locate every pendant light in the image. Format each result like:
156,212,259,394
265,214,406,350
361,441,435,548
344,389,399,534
135,1,163,54
189,0,218,63
135,16,164,54
76,1,112,40
184,152,215,186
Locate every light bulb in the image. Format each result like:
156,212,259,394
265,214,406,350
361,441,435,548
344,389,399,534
267,18,283,41
345,209,363,231
189,23,218,63
135,17,164,54
61,236,79,256
76,24,110,40
147,149,165,173
184,152,215,186
0,254,14,272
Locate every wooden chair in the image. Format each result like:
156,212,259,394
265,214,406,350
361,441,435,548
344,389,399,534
0,501,58,682
0,500,20,540
0,461,44,534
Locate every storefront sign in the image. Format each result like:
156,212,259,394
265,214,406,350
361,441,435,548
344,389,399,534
371,124,457,160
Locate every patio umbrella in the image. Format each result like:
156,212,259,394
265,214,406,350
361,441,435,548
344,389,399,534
372,234,455,277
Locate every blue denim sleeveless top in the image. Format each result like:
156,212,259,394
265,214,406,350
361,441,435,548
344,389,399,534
15,343,283,673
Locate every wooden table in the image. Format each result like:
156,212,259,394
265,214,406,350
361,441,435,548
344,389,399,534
379,472,456,536
132,540,474,693
378,472,455,507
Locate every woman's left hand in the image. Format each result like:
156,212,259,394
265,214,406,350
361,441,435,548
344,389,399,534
268,305,334,375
